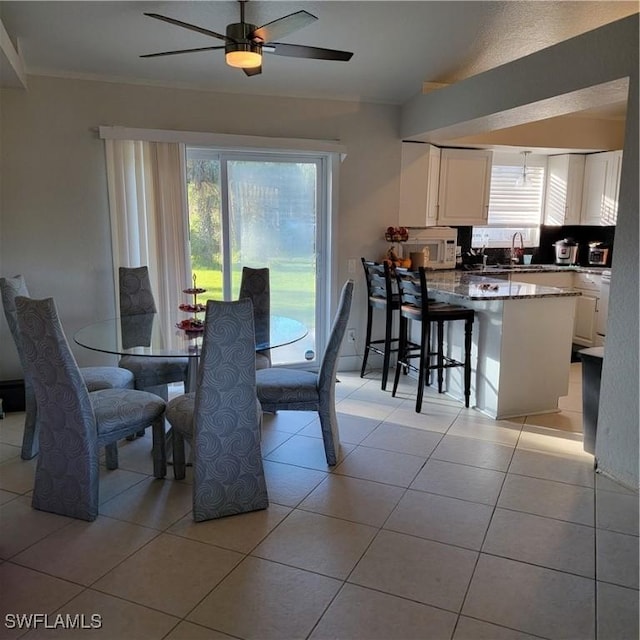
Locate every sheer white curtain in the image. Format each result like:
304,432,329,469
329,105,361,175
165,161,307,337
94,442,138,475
104,139,190,334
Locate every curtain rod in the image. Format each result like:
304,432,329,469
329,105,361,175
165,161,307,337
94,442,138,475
98,125,347,158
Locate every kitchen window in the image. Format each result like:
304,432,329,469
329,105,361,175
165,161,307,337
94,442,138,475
473,152,546,248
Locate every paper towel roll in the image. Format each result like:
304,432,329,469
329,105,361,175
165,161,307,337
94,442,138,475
410,251,426,268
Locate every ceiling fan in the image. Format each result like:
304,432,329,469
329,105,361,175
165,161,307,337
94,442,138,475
141,0,353,77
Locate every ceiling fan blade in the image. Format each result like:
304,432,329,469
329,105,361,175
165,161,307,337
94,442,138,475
267,43,353,62
144,13,230,42
141,46,225,58
243,65,263,77
251,10,317,43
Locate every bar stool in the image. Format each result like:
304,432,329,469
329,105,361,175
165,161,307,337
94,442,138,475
392,267,474,412
360,258,401,390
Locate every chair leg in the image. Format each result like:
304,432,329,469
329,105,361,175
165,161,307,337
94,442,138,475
464,317,473,408
172,428,186,480
152,417,167,478
381,309,394,391
392,316,407,397
382,307,393,391
425,321,433,387
416,320,428,413
105,443,119,470
318,402,339,466
437,321,445,394
360,305,373,378
20,384,40,460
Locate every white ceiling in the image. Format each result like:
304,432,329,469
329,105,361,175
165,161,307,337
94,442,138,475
1,1,637,105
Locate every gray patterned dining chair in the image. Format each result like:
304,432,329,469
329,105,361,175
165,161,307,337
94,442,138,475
239,266,271,370
1,274,135,460
118,266,189,400
166,298,268,521
15,296,167,521
255,280,354,466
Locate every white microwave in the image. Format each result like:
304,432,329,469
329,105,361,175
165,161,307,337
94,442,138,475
401,227,458,270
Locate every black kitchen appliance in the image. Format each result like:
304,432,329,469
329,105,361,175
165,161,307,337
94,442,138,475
554,238,579,265
588,242,609,266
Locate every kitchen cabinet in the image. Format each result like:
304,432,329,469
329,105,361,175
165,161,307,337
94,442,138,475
437,149,493,226
428,272,578,419
580,151,622,226
510,270,603,346
572,272,602,347
574,294,599,346
399,142,441,227
509,271,574,288
543,154,585,226
398,145,492,227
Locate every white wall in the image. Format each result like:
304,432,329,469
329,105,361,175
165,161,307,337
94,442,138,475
401,14,639,489
0,76,400,377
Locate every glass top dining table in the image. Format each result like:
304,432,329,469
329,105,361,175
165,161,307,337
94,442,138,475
74,313,308,392
74,313,308,358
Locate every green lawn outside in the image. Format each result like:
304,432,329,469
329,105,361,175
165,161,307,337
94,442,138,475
192,264,316,327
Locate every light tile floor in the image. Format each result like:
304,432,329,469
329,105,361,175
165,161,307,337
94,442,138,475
0,364,638,640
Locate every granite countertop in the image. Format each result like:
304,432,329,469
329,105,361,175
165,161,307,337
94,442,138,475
426,271,581,302
472,264,609,275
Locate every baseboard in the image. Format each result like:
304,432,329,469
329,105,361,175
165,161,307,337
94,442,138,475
338,355,362,372
0,379,26,412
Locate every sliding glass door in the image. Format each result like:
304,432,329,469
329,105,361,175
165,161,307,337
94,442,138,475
186,148,327,366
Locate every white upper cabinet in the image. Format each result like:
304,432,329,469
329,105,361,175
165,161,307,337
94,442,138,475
543,154,585,226
398,142,441,227
580,150,622,226
437,148,493,226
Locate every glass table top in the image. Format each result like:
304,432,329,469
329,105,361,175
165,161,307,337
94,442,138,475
74,314,308,358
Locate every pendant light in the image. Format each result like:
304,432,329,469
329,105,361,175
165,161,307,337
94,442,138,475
515,151,531,187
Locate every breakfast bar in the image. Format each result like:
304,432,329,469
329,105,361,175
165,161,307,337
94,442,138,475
421,272,580,420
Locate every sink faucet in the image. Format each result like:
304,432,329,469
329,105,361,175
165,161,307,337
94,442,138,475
511,232,524,264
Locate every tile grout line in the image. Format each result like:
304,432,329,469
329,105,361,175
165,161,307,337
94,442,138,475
451,418,526,637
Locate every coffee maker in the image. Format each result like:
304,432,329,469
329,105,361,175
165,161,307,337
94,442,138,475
554,238,579,265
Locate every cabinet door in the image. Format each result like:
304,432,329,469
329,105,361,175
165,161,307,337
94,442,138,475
543,155,585,226
399,143,441,227
573,293,598,346
602,150,622,225
581,151,621,226
437,149,492,226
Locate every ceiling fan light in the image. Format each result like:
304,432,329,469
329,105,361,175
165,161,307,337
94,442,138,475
225,48,262,68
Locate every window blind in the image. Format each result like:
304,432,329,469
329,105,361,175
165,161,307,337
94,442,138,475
487,165,545,226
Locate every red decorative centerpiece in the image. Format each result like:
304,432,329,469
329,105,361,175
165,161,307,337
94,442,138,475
383,226,411,269
384,226,409,242
177,274,206,337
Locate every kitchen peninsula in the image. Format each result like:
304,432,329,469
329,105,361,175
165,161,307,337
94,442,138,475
420,272,580,420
